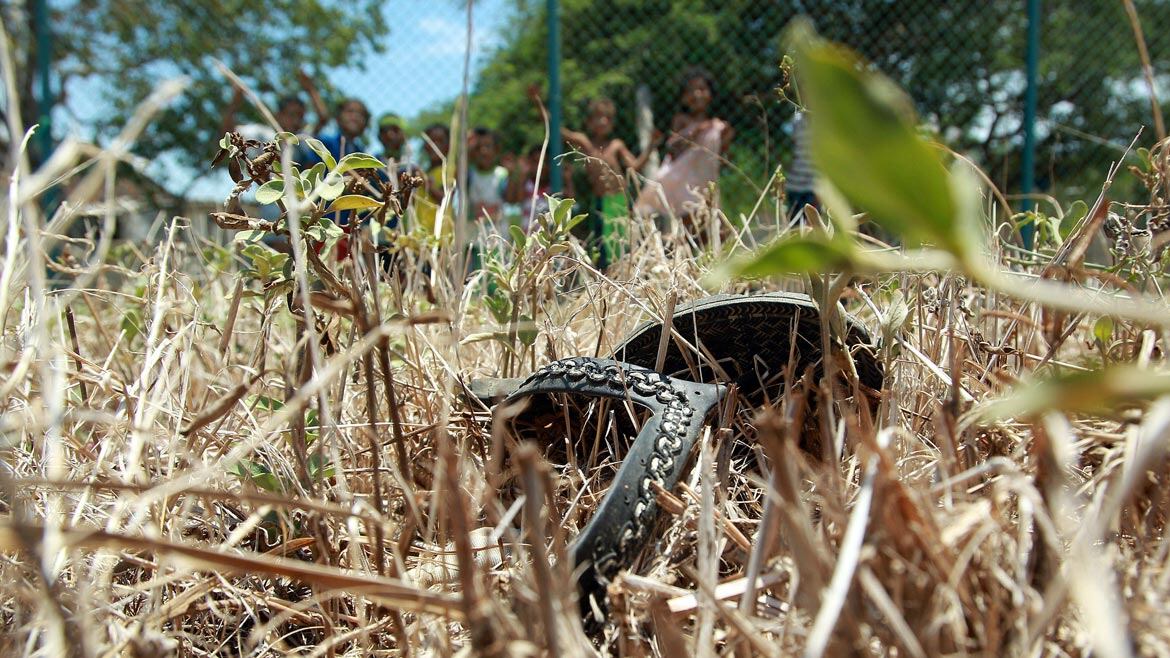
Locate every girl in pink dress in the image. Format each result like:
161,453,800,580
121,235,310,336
635,69,735,225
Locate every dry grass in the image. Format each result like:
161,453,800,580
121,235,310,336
5,87,1170,658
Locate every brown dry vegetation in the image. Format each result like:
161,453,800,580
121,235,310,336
5,166,1170,657
6,40,1170,658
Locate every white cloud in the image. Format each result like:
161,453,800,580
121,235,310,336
414,15,499,57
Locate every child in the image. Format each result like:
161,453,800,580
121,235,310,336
634,68,734,227
415,123,454,239
218,68,330,139
467,127,509,225
377,112,407,164
375,112,422,190
310,98,370,164
559,97,661,265
786,110,818,222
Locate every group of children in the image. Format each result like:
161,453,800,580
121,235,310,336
221,67,737,267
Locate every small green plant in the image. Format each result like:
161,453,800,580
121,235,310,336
211,130,417,310
469,195,588,375
229,397,334,494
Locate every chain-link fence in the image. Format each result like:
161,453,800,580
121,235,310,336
512,0,1170,222
27,0,1170,225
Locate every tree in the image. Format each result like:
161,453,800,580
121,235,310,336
4,0,388,195
467,0,1170,206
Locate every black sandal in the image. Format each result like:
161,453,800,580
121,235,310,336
483,292,883,605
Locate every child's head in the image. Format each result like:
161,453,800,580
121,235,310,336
337,98,370,140
470,127,499,170
679,67,715,115
423,123,450,163
377,113,406,157
585,98,616,139
275,96,307,133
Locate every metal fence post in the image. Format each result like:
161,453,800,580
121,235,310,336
547,0,563,194
1021,0,1040,249
35,0,54,166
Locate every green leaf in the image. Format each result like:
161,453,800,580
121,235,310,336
318,172,345,201
305,217,344,243
325,194,382,214
267,252,289,273
230,459,285,493
308,453,335,481
517,314,538,346
546,194,574,229
120,309,143,342
1093,316,1115,344
234,230,267,244
305,162,327,188
335,152,384,174
250,395,285,412
305,137,336,170
242,244,281,279
719,234,855,280
977,366,1170,421
255,180,285,205
484,294,511,325
509,224,527,249
219,133,233,150
275,131,299,145
791,22,962,255
566,212,589,232
1137,147,1152,170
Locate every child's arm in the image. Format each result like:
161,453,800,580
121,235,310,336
560,127,594,153
501,153,528,203
719,120,735,154
526,85,594,155
617,130,663,173
665,114,692,157
298,69,330,134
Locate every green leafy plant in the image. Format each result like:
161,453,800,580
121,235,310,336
210,130,407,310
469,195,588,375
229,397,333,494
712,21,1170,420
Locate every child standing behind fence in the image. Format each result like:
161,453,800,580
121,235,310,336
416,123,455,240
559,97,661,267
634,68,734,232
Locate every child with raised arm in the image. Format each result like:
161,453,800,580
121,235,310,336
634,68,734,229
219,69,330,137
529,86,660,265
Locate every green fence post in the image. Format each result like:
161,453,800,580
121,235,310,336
547,0,563,194
35,0,54,166
1021,0,1039,249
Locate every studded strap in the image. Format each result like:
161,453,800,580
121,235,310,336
503,357,725,595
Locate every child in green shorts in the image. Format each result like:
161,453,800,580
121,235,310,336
558,97,662,268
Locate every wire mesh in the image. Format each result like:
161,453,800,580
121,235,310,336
32,0,1170,223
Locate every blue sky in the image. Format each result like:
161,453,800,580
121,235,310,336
332,0,510,121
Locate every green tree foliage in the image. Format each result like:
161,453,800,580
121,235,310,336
6,0,387,180
470,0,1170,202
